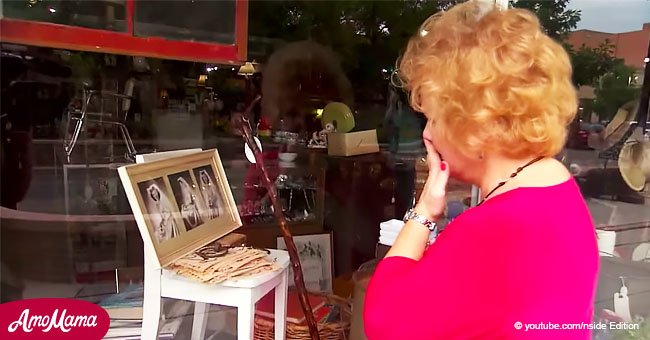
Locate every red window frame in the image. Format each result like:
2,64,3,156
0,0,248,64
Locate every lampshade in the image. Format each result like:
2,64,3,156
238,62,256,76
322,102,355,133
198,74,208,86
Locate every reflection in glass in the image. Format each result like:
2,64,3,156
134,0,236,44
2,0,127,32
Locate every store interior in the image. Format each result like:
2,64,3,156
1,0,650,339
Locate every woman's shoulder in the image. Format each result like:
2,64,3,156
477,179,588,223
481,159,578,206
450,182,589,234
437,180,594,266
440,159,591,234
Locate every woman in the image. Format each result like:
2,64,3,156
363,2,598,339
147,184,179,242
177,177,204,229
197,169,222,219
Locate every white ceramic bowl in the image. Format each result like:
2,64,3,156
278,152,298,162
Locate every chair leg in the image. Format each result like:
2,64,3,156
237,301,255,340
65,94,92,160
274,269,289,340
117,123,137,160
191,302,209,340
65,117,84,160
141,291,162,340
141,261,162,340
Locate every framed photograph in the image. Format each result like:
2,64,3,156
64,163,130,215
277,233,333,292
119,149,241,267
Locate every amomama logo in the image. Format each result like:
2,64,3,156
0,298,109,339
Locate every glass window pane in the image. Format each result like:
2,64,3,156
2,0,127,32
134,0,236,45
3,1,650,338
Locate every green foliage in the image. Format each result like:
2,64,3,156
249,0,587,96
593,62,641,120
567,41,618,87
67,52,99,81
510,0,581,40
613,316,650,340
248,1,459,93
506,1,639,122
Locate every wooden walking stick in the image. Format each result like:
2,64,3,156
234,107,320,340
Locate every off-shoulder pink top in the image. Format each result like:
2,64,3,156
364,179,599,339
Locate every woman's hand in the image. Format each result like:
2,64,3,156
384,139,448,260
414,139,449,220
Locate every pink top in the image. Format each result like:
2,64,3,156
364,179,599,339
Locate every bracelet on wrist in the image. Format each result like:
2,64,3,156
403,208,438,232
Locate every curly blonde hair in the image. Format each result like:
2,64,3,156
399,0,578,158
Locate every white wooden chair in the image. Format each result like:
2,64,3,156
141,249,289,340
136,150,289,340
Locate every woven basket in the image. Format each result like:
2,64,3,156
254,292,351,340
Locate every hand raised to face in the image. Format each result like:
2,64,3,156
414,138,449,221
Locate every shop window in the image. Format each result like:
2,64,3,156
134,0,236,45
2,0,127,32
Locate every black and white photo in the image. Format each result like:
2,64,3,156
137,177,180,243
168,170,205,230
192,165,225,221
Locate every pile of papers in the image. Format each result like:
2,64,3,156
168,247,279,284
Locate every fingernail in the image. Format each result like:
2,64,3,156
440,162,447,171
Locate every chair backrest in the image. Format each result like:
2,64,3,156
135,148,203,164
